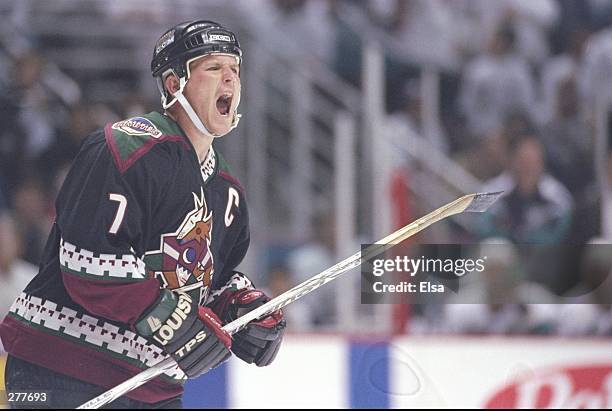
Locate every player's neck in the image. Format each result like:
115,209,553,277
185,127,214,163
170,110,214,162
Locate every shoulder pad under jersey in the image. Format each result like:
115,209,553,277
104,112,190,173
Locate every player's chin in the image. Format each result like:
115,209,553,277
210,121,232,136
208,114,233,136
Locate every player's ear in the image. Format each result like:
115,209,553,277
164,73,180,96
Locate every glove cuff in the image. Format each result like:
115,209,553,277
135,289,180,337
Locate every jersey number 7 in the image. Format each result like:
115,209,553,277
108,193,128,234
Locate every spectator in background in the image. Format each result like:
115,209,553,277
453,0,559,65
37,105,94,187
0,187,7,213
438,239,557,335
454,129,509,181
12,178,53,266
11,52,56,158
0,60,29,199
119,93,155,119
478,134,573,244
287,212,337,329
550,1,593,55
588,0,612,30
502,111,536,144
242,0,336,65
555,238,612,336
541,76,594,197
606,150,612,239
0,214,37,346
368,0,461,70
582,27,612,110
367,0,461,112
386,79,449,154
0,51,73,201
539,28,590,125
267,266,292,298
266,266,310,332
459,23,536,139
569,150,612,245
454,112,536,182
504,0,559,65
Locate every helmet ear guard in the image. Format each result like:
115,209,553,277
157,68,181,110
151,20,243,138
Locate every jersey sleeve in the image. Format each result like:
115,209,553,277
56,132,176,327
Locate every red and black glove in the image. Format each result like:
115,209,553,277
136,289,232,378
210,288,285,366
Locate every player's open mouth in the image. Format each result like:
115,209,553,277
216,94,232,116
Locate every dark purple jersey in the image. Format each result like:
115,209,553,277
0,112,253,403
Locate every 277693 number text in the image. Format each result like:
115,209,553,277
6,391,49,404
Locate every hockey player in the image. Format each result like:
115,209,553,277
0,20,285,409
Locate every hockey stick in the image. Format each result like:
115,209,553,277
78,191,502,409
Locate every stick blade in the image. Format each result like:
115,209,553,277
464,191,504,213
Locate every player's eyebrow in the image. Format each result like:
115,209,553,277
203,58,239,71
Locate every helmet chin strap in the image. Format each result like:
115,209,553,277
175,76,217,139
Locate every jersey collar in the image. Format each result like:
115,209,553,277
200,147,218,184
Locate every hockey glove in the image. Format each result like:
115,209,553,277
136,289,231,378
210,288,285,366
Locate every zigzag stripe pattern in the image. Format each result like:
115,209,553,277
60,238,147,280
200,147,217,183
9,292,185,380
206,272,253,305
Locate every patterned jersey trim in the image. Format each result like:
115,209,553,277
8,292,185,381
205,272,254,305
200,147,217,184
60,238,147,281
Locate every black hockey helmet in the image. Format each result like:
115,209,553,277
151,20,242,78
151,20,242,107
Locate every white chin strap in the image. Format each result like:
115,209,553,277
175,76,216,138
164,76,241,140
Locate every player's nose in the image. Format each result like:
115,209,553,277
221,66,236,84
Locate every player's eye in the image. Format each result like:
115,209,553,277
206,65,221,71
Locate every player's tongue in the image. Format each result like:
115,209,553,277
216,94,232,116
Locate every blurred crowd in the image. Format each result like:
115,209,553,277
0,0,611,338
252,0,612,336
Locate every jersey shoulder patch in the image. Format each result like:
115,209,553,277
104,112,189,173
